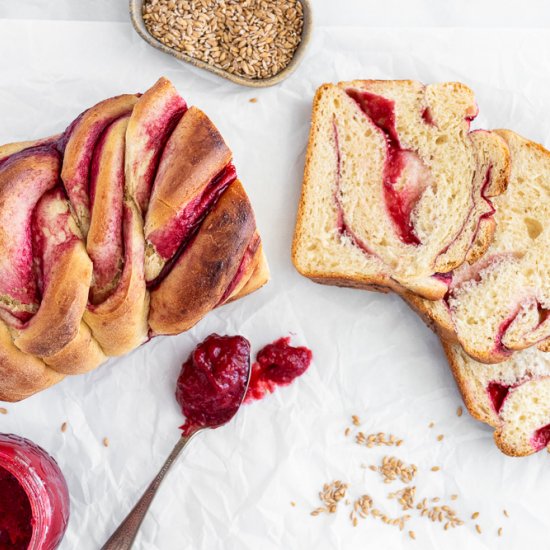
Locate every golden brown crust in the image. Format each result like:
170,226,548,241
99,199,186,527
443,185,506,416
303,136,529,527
41,321,106,375
442,340,544,457
144,106,232,240
0,135,61,162
149,180,255,335
14,241,92,358
291,87,399,296
61,94,139,235
441,340,497,427
400,291,456,342
84,202,149,355
125,77,187,213
0,320,64,402
464,217,495,265
291,84,330,271
224,244,270,304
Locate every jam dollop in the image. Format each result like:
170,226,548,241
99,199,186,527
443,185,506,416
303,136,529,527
0,467,33,549
245,337,313,403
176,334,251,436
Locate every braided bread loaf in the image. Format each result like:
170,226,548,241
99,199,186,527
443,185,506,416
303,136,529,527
0,78,268,402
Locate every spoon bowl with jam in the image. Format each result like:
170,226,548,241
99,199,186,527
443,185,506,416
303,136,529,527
102,334,251,550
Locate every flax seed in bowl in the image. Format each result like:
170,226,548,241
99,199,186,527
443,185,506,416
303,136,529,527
129,0,312,87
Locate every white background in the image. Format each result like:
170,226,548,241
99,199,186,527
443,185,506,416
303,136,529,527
1,2,550,549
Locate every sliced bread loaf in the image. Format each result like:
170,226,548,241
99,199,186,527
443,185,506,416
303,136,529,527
444,341,550,456
406,130,549,363
292,81,508,300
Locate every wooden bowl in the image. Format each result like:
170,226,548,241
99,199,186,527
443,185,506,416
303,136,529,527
129,0,312,88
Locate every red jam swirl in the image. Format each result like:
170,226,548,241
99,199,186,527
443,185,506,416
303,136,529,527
486,381,511,414
176,334,251,436
345,89,429,246
0,467,33,549
245,337,313,403
0,434,69,550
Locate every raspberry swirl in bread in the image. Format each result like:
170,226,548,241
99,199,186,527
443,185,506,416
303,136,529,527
292,81,508,300
0,78,268,402
405,130,549,363
444,342,550,456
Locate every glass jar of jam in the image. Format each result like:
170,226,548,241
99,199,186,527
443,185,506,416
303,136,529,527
0,433,69,550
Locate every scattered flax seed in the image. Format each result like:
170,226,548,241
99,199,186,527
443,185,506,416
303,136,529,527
475,524,482,534
371,508,411,531
416,498,464,529
431,466,440,472
344,427,351,437
311,480,348,516
456,406,463,417
351,415,361,426
498,527,503,536
61,422,68,433
388,486,416,511
249,97,258,103
376,456,417,484
290,501,296,507
451,494,458,501
103,437,109,448
471,512,479,520
0,407,7,415
409,530,416,540
351,494,373,521
431,497,440,503
503,509,509,518
437,434,444,442
428,422,435,428
356,431,402,448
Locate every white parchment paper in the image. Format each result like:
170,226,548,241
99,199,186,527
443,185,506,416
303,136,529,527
1,20,550,549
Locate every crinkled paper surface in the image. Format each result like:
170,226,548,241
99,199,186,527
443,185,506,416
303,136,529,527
1,18,550,550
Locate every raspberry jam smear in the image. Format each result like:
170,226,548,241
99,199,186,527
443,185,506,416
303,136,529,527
0,467,33,550
245,337,313,403
176,334,251,436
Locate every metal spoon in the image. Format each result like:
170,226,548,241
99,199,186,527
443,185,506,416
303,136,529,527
101,362,251,550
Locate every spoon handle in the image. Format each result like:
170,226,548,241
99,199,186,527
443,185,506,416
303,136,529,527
101,432,199,550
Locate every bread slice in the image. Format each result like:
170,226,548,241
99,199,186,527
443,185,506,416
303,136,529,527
293,81,507,300
444,341,550,456
405,130,549,363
